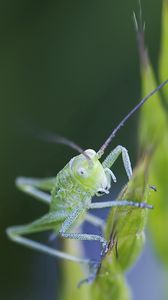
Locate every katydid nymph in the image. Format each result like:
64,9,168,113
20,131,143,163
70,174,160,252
6,80,168,285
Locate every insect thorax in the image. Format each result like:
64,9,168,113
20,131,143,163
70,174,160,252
50,162,93,212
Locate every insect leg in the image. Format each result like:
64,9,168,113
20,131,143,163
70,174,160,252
59,209,108,256
16,176,56,191
16,177,54,204
60,232,108,257
6,210,89,264
102,145,132,179
89,200,153,209
51,211,106,241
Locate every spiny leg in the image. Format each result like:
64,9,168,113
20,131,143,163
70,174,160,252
89,200,153,209
58,208,106,283
16,177,56,204
102,145,132,179
76,214,105,287
59,209,108,256
49,212,106,242
60,232,107,253
16,176,56,191
6,210,90,265
58,200,151,260
59,226,107,285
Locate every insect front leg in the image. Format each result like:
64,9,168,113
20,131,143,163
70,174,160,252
6,210,90,264
102,145,132,179
15,177,56,204
59,208,108,257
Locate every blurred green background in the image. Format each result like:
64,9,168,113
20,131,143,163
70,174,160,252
0,0,163,299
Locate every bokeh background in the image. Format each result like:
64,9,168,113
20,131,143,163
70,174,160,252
0,0,165,299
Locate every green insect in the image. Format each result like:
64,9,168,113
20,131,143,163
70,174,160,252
6,80,168,284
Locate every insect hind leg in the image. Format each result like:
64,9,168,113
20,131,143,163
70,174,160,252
16,177,53,204
7,226,91,264
16,176,56,192
6,210,90,265
6,221,102,286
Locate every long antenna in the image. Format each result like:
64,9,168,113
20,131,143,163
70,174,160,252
98,79,168,155
37,130,91,161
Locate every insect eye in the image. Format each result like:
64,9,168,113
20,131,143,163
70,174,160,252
77,167,88,178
